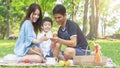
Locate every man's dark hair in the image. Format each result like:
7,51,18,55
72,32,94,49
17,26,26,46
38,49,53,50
53,4,66,15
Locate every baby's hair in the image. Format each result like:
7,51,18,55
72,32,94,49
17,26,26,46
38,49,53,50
41,17,53,26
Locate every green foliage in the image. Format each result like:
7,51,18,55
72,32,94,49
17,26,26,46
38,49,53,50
11,0,56,32
63,0,72,14
0,5,8,39
113,3,120,11
100,0,119,28
115,28,120,34
62,0,84,25
0,15,5,24
39,0,56,15
0,0,120,40
0,6,8,17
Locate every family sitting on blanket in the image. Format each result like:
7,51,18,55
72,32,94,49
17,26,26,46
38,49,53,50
14,3,90,63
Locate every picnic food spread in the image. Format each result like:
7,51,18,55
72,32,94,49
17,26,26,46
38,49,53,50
58,60,72,66
58,60,64,66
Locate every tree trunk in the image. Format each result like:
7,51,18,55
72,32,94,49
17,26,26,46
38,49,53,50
87,0,95,40
101,17,104,36
83,0,89,36
1,25,7,39
12,15,17,34
72,0,78,22
6,0,11,39
95,0,99,38
104,20,106,36
87,0,99,40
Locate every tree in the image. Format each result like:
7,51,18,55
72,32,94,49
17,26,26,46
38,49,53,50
99,0,118,37
72,0,78,22
95,0,99,38
0,0,11,39
0,5,8,39
87,0,95,40
87,0,99,40
83,0,89,35
6,0,11,39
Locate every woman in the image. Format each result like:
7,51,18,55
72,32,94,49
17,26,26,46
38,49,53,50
14,3,47,63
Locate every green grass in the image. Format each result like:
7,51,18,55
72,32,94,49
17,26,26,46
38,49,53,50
0,40,15,57
89,39,120,67
0,40,120,67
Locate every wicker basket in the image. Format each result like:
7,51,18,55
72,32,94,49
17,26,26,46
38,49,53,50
73,44,107,66
73,55,107,66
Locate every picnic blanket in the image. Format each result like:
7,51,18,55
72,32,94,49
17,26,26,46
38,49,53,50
0,54,116,67
0,58,82,67
0,58,116,67
0,58,44,67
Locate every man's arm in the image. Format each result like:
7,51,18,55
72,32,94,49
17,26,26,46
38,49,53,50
51,36,77,47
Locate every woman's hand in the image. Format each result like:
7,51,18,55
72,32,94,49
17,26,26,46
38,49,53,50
38,35,48,43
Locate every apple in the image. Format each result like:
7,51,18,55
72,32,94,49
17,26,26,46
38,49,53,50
24,59,30,63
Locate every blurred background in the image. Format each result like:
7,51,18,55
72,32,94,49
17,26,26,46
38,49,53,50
0,0,120,40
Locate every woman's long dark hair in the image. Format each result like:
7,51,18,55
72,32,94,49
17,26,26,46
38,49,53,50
21,3,42,34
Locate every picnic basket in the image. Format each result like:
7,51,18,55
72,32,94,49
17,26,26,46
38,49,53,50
73,44,107,66
73,55,107,66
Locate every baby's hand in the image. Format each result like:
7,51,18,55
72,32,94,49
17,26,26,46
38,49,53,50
46,31,53,38
42,35,48,41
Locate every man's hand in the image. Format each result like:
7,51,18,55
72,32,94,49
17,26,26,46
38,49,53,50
50,36,59,42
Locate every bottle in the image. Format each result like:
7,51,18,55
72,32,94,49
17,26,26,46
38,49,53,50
94,44,101,63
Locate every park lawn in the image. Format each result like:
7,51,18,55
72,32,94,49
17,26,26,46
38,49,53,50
0,39,120,68
89,39,120,67
0,40,15,57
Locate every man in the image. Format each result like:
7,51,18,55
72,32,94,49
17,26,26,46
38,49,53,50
51,4,90,60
